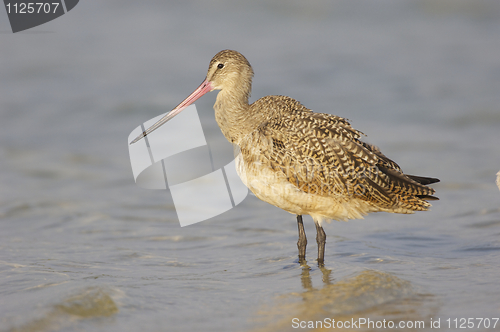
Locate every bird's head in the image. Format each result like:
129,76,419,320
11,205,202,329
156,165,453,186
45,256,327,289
130,50,253,144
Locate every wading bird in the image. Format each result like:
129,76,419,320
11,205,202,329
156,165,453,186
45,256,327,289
131,50,439,265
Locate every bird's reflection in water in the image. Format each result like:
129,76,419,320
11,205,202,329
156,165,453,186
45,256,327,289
251,260,438,332
299,261,332,291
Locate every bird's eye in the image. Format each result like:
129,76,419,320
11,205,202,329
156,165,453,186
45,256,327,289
217,63,224,69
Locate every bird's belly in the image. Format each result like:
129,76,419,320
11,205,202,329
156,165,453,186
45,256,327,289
234,154,377,222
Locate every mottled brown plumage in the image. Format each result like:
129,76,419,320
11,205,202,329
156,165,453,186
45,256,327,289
131,49,439,265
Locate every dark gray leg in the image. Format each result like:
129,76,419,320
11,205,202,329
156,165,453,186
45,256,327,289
315,221,326,265
297,215,307,263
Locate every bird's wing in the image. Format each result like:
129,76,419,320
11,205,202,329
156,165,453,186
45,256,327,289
252,107,436,211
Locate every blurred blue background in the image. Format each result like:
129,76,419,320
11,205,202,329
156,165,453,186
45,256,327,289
1,1,500,331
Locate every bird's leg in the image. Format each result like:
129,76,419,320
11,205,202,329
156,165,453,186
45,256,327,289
297,215,307,264
314,221,326,266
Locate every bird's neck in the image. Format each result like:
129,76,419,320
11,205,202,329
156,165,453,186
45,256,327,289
214,88,263,144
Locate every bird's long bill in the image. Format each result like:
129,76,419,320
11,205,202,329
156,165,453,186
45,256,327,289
129,78,213,144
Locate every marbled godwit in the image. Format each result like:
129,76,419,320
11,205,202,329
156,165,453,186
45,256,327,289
131,50,439,265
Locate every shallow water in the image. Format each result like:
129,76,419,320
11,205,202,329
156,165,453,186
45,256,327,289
1,1,500,331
